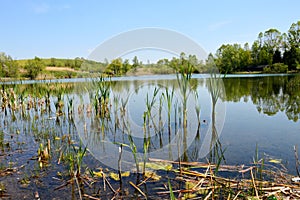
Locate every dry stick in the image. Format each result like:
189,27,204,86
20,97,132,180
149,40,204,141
118,145,123,193
83,194,100,200
227,193,231,200
294,145,300,177
103,175,116,194
137,176,151,187
192,165,210,190
250,168,259,198
204,190,212,200
129,181,147,199
207,162,215,199
74,173,83,200
232,191,241,200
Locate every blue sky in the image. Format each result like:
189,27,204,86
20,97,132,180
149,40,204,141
1,0,299,61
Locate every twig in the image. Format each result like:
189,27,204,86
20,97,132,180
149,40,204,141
104,175,116,194
250,168,259,198
294,145,300,177
232,191,241,200
204,190,212,200
129,181,147,199
118,145,123,192
74,173,83,200
83,194,101,200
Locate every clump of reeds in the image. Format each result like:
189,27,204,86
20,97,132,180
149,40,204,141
93,76,111,118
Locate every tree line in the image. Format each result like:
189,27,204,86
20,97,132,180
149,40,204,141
212,21,300,73
105,20,300,75
1,20,299,79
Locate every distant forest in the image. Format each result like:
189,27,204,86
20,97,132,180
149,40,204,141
0,20,299,79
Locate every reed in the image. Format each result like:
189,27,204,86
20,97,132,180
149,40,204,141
93,76,111,118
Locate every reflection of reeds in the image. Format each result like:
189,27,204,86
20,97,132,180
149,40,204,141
207,70,226,165
176,68,192,128
163,87,174,133
145,87,159,132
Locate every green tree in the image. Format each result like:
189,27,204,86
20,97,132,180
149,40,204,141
215,44,244,73
283,46,300,70
263,28,282,54
273,49,282,64
283,21,300,70
0,52,19,77
132,56,139,72
287,21,300,48
258,47,272,65
240,43,253,69
105,58,123,75
25,56,45,79
122,59,131,74
74,57,83,69
50,58,56,66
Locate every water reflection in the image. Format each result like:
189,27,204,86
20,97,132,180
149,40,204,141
207,74,226,163
222,75,300,121
1,74,300,173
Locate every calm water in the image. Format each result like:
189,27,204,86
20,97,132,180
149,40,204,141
220,74,300,174
1,74,300,198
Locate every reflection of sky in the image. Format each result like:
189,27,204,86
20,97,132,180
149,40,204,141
74,74,300,174
221,100,300,175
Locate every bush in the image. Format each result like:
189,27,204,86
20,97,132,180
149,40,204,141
263,63,288,73
25,57,45,79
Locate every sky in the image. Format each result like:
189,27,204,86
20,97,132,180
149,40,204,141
1,0,299,62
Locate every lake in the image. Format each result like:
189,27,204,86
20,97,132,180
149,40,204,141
0,74,299,199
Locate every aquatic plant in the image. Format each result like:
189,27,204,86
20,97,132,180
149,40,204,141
93,76,111,118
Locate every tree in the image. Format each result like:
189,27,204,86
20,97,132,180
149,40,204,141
288,21,300,48
240,43,253,69
132,56,139,72
283,46,300,70
258,47,272,65
273,49,282,64
74,57,83,69
215,44,250,73
251,40,261,66
122,59,131,74
263,28,282,54
283,21,300,70
0,52,19,77
50,58,56,66
25,56,45,79
105,58,123,75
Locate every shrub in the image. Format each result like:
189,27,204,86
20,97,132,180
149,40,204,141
263,63,288,73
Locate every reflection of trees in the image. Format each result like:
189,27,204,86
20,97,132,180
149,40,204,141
222,75,300,121
285,76,300,121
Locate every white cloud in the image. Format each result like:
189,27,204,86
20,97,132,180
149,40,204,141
32,3,50,14
208,20,232,31
31,3,70,14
